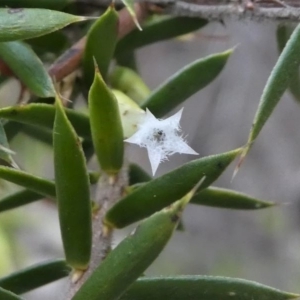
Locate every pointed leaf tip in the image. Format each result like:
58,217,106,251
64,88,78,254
106,148,241,228
54,93,92,270
141,49,233,117
121,0,142,31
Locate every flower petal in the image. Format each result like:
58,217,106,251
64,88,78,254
147,146,162,175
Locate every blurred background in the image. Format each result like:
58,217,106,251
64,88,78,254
1,19,300,299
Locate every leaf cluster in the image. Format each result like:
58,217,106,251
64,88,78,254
0,1,298,300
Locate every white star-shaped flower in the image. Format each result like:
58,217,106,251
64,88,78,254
125,108,198,175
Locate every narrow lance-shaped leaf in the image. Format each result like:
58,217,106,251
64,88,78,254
0,287,23,300
0,166,55,198
73,185,197,300
21,124,53,146
105,148,241,228
54,93,92,270
0,259,71,295
0,103,143,141
0,8,89,42
127,184,275,210
191,187,275,210
89,65,124,175
0,41,55,97
121,0,142,30
276,25,300,103
115,16,208,57
83,5,118,86
27,31,69,56
110,66,151,105
0,104,91,139
241,23,300,161
120,276,299,300
115,51,138,70
0,120,18,168
129,163,151,185
0,172,100,213
141,49,233,117
0,0,71,9
0,189,43,213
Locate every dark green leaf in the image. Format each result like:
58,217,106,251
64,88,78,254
0,8,88,42
242,23,300,160
129,163,151,185
0,189,42,213
27,31,69,56
0,259,71,295
0,172,99,213
0,166,55,198
120,276,299,300
54,93,92,270
22,124,53,146
105,148,241,228
73,198,188,300
191,187,275,210
89,66,124,175
276,25,300,103
0,0,71,9
115,16,208,56
0,41,55,97
0,104,91,139
0,287,23,300
141,49,233,117
0,120,18,168
115,51,138,71
83,6,118,86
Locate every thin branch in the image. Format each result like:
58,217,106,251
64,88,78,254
66,166,129,299
49,2,148,82
161,0,300,22
100,0,300,22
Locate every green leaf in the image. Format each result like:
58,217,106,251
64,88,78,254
0,287,23,300
73,197,189,300
0,41,55,97
110,66,151,105
0,8,88,42
0,120,18,168
0,172,99,213
276,25,300,103
27,31,69,56
0,189,42,213
89,66,124,175
105,148,241,228
115,51,138,70
115,16,208,56
0,166,55,198
191,187,275,210
22,124,53,146
0,259,71,295
129,163,151,185
54,93,92,270
83,5,118,86
141,49,233,117
120,276,299,300
0,104,91,139
242,23,300,159
121,0,141,30
0,0,71,9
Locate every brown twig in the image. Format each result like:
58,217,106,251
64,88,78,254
48,2,148,82
126,0,300,22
